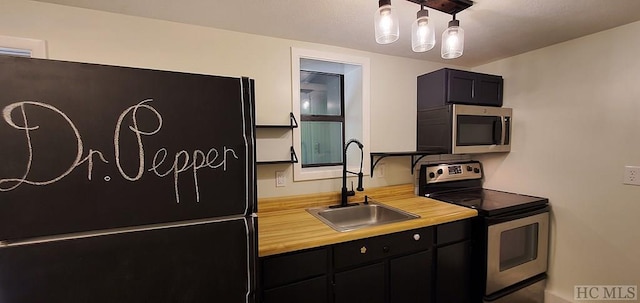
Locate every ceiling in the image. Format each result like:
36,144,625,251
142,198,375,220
33,0,640,67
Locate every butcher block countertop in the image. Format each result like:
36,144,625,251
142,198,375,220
258,184,477,257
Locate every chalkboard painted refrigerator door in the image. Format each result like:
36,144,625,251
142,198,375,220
0,56,257,302
0,218,257,303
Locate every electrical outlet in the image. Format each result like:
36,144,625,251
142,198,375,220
624,166,640,185
275,171,286,187
377,163,386,178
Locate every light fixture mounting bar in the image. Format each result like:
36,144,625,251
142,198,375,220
406,0,473,15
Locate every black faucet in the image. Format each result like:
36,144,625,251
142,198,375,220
340,139,364,207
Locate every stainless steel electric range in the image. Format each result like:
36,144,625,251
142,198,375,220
419,160,549,303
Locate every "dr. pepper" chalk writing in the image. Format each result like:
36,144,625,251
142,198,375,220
0,99,237,203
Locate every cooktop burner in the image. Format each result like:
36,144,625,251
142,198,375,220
418,161,548,216
428,188,548,216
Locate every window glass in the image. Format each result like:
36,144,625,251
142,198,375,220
300,71,342,116
0,47,32,57
300,70,344,167
300,121,343,166
500,223,539,271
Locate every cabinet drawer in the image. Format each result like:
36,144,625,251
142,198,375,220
333,227,433,269
436,219,471,246
262,247,328,289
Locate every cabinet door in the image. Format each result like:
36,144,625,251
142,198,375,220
334,262,385,303
447,70,476,104
436,240,472,303
447,69,503,107
263,276,328,303
261,247,328,303
475,74,503,107
390,250,433,303
261,247,327,289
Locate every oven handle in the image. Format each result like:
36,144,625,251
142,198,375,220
486,205,550,225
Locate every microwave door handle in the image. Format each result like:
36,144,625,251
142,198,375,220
501,116,507,145
493,119,502,145
502,116,511,145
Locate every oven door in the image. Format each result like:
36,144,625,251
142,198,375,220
485,208,549,295
452,104,511,154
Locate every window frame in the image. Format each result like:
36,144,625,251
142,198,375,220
291,48,370,182
0,35,47,58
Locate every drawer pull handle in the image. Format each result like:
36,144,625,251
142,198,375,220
413,233,421,241
383,246,390,253
360,246,367,254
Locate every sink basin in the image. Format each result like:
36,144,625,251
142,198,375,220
306,202,420,232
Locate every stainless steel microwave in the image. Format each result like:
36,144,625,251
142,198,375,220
417,104,512,154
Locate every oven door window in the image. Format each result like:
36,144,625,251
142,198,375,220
500,223,539,271
456,115,501,146
486,212,549,296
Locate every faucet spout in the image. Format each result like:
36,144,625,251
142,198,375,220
341,139,364,207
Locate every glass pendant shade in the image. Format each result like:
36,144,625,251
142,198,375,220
441,19,464,59
374,0,399,44
411,9,435,52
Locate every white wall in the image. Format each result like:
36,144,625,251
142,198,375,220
473,21,640,302
0,0,458,198
9,2,638,299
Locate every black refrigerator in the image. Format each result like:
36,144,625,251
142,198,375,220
0,56,257,303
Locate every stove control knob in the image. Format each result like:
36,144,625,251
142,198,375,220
429,172,435,178
474,168,480,174
437,169,443,175
466,165,473,172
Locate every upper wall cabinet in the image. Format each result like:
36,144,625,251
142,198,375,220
417,68,503,109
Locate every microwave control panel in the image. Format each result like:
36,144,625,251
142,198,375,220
421,161,482,184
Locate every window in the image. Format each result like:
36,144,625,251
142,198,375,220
300,70,345,167
291,48,370,181
0,47,32,57
0,35,47,58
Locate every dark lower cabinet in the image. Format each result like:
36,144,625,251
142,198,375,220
435,240,472,303
260,247,329,303
263,276,328,303
390,250,433,303
435,219,474,303
333,250,433,303
260,220,472,303
334,262,385,303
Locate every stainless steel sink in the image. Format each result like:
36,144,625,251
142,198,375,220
306,202,420,232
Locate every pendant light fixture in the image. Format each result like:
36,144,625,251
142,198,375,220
441,14,465,59
411,4,435,52
374,0,472,59
374,0,399,44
